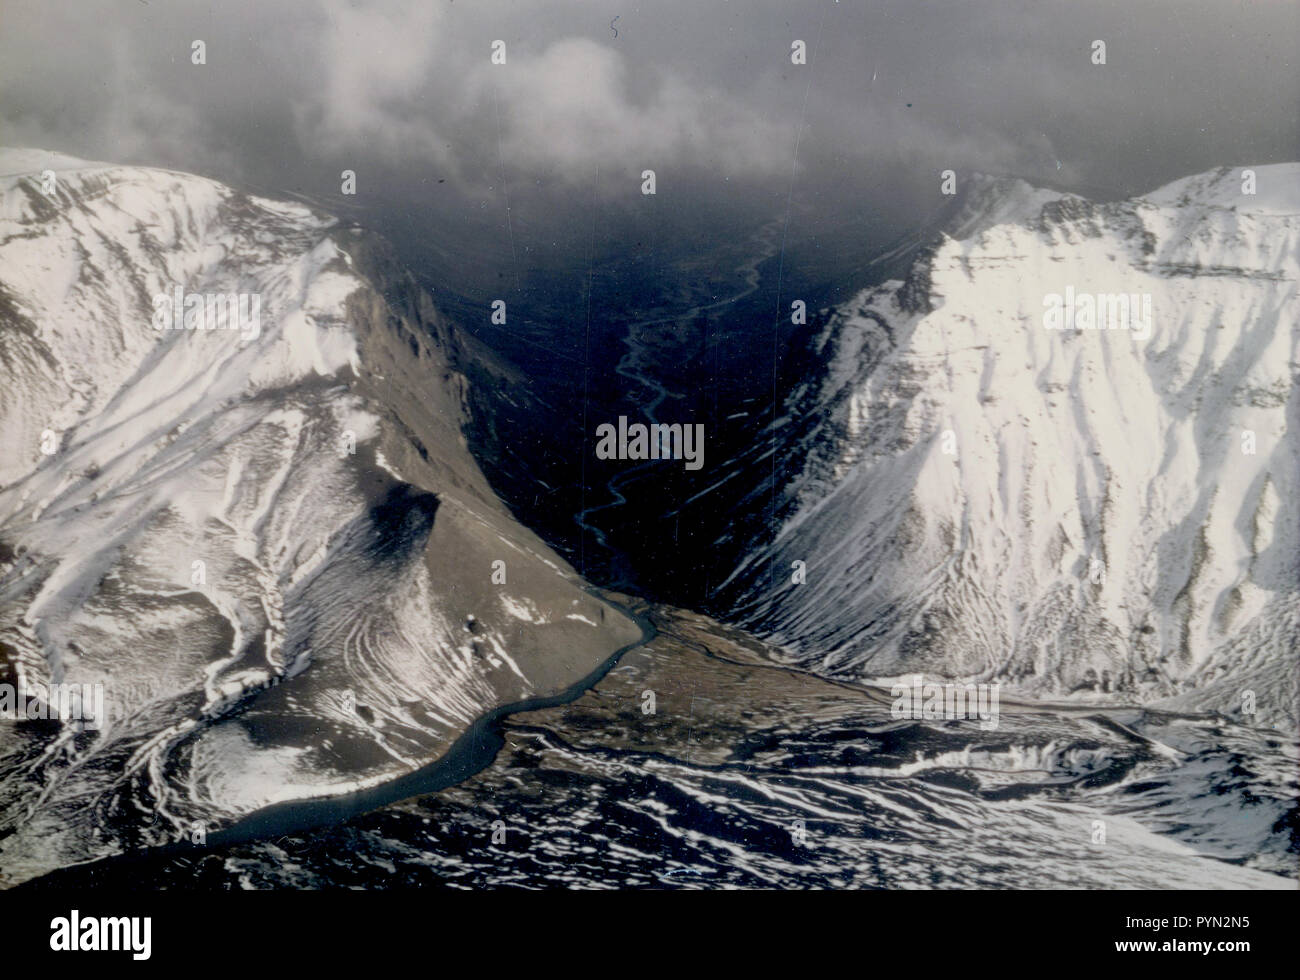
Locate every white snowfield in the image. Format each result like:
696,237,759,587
730,165,1299,730
0,149,638,885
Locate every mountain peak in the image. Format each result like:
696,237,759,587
0,147,108,177
0,151,641,885
724,161,1300,729
944,171,1084,240
1141,162,1300,213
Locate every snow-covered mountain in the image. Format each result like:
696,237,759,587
0,149,641,885
720,165,1299,729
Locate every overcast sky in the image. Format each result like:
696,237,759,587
3,0,1296,293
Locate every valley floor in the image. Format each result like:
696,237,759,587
25,600,1298,889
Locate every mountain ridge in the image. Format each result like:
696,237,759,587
0,148,641,886
718,163,1299,730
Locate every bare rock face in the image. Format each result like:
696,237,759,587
0,150,640,885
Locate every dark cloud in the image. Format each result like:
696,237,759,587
2,0,1295,292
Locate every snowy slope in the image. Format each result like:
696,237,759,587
0,149,641,885
722,165,1299,729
